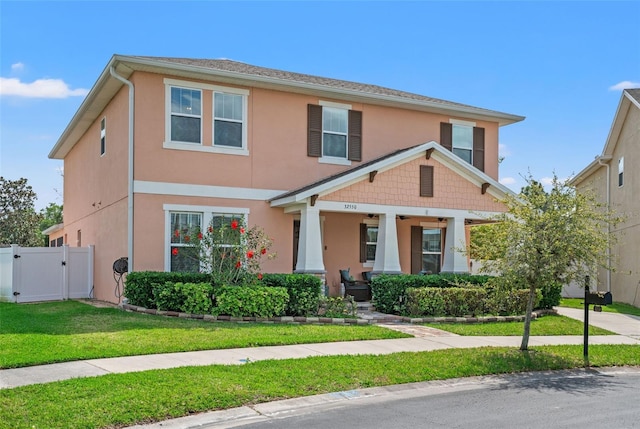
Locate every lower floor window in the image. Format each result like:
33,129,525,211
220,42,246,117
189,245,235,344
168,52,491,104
365,226,378,262
422,228,441,274
170,212,202,272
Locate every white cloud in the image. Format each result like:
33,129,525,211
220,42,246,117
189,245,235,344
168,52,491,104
0,77,88,98
540,177,554,186
498,143,511,158
609,81,640,91
11,62,25,72
500,177,516,185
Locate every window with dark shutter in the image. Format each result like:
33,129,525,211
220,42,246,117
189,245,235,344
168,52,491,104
359,223,367,263
473,127,485,172
440,122,453,151
420,165,434,197
348,110,362,161
307,104,322,157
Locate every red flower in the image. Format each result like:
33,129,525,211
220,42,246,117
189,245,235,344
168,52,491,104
260,248,267,255
231,219,238,230
174,229,180,238
171,248,178,256
240,227,245,234
235,260,241,268
197,232,203,240
246,250,254,259
208,226,213,233
184,235,190,242
257,273,263,280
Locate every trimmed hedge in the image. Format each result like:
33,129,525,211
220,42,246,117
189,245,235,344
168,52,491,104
213,285,289,318
260,273,322,316
154,282,214,314
406,287,487,317
124,271,211,308
371,274,493,315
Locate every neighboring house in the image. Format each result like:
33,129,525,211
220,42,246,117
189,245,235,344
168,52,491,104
570,88,640,306
49,55,524,304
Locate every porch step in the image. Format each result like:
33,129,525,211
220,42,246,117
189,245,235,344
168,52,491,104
356,301,375,312
355,301,406,323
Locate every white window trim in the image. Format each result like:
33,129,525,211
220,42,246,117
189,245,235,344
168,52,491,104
163,204,250,271
165,84,203,146
362,217,378,267
163,78,249,155
449,119,474,165
318,100,352,165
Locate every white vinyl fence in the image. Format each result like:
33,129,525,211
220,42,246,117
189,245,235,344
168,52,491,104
0,244,93,303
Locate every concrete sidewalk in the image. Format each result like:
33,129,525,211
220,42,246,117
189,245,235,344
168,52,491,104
555,307,640,338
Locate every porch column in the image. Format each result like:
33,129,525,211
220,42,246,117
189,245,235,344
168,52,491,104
372,213,402,274
295,205,325,273
442,217,469,273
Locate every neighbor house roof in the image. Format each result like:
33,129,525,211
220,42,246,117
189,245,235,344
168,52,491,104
50,55,525,159
570,88,640,185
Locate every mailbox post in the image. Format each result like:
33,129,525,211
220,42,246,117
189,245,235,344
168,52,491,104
583,276,613,360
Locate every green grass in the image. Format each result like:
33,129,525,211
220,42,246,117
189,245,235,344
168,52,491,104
424,314,613,336
0,301,408,369
1,345,638,429
560,298,640,317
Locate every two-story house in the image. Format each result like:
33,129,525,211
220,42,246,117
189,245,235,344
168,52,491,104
49,55,524,304
570,88,640,306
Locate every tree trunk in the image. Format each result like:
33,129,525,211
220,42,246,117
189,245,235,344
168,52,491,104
520,283,537,350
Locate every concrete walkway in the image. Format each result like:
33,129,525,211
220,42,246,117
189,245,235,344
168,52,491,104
2,307,639,390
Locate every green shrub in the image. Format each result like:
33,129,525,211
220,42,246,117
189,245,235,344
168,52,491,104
371,274,493,315
261,273,322,316
406,287,486,317
213,285,288,318
538,282,562,309
317,296,357,318
154,282,214,314
484,288,540,315
124,271,210,308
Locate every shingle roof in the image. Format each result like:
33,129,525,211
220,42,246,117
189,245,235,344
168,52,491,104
130,56,514,118
626,88,640,104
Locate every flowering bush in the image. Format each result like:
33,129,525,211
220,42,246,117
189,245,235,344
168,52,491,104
171,216,276,286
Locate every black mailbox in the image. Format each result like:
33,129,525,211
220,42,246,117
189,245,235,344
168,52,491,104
585,291,612,306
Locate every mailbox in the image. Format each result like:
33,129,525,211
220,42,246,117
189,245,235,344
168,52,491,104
585,291,612,306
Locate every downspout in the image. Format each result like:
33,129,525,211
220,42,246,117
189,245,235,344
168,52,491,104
597,157,611,292
109,66,135,277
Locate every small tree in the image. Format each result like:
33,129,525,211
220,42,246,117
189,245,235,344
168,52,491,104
39,202,63,245
471,174,622,350
0,177,43,247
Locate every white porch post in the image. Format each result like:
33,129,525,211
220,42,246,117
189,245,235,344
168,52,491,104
295,205,325,273
442,217,469,273
372,213,402,274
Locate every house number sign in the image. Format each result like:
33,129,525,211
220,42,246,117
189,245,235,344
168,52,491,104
344,204,357,210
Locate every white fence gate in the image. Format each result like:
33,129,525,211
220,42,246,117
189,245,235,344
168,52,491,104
0,245,93,303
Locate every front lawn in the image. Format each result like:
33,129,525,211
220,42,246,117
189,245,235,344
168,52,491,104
0,301,408,369
1,345,639,429
559,298,640,317
424,314,613,336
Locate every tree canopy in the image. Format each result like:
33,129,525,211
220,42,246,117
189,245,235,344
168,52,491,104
470,174,622,350
0,177,43,247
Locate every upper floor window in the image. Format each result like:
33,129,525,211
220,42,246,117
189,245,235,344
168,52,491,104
170,87,202,144
214,92,244,148
308,101,362,165
165,78,249,154
618,157,624,187
440,120,485,172
100,117,106,156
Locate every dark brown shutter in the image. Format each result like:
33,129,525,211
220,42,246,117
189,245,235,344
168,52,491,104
411,226,423,274
420,165,434,197
348,110,362,161
359,223,367,263
307,104,322,157
473,127,485,172
440,122,453,151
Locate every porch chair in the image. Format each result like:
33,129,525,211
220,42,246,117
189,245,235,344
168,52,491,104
339,268,371,302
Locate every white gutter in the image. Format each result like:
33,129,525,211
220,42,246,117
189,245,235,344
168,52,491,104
109,66,135,276
598,157,611,292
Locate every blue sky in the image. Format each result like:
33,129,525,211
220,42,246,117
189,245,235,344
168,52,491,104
1,1,639,211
